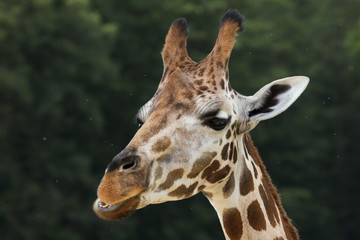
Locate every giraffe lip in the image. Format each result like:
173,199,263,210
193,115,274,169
95,198,125,211
94,195,142,220
97,200,122,210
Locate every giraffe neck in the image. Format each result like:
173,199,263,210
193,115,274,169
204,133,298,240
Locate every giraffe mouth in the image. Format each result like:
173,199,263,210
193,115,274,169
93,195,141,220
97,201,116,209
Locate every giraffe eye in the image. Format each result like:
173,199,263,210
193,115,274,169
204,117,230,131
136,118,144,128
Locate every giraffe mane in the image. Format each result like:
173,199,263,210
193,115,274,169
244,133,299,240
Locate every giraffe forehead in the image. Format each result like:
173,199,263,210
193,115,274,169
147,76,233,119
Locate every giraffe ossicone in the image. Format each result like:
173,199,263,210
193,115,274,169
94,9,309,240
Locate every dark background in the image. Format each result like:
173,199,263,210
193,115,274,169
1,0,359,239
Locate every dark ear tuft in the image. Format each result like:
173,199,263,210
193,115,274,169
221,9,245,33
172,18,189,37
248,84,291,117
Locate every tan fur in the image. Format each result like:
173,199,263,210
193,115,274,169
97,170,146,204
161,19,193,76
211,20,242,62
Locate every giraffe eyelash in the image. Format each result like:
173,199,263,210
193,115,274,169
203,116,231,131
136,118,144,128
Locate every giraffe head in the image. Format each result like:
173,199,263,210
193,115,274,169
93,10,309,220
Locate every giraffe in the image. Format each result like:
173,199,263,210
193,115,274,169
93,9,309,240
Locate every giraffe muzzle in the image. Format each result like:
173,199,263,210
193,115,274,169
94,147,150,220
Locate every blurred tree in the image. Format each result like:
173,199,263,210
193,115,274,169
0,0,124,239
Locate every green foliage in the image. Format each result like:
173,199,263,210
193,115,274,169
0,0,359,239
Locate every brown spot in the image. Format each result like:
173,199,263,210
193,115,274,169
240,161,254,196
220,79,225,89
158,169,184,190
187,152,217,178
201,160,220,179
151,136,171,153
174,102,188,110
199,68,205,77
247,200,267,231
236,123,241,135
206,165,230,183
216,60,224,69
154,166,163,182
182,90,193,100
251,161,258,179
228,142,234,161
222,208,243,240
197,90,203,95
198,185,206,192
259,184,280,227
199,86,208,91
208,66,214,76
233,147,238,164
226,129,231,139
195,79,203,85
223,172,235,198
176,114,182,120
203,191,213,198
168,181,198,198
219,138,223,146
273,238,284,240
221,143,230,160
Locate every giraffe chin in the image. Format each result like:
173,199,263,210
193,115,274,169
93,195,141,220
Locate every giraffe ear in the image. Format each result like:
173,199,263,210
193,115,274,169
245,76,309,122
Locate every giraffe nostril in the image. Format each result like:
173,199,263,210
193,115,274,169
120,159,137,171
107,151,140,172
